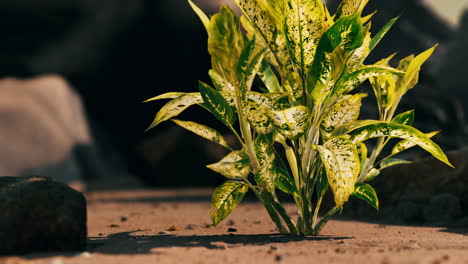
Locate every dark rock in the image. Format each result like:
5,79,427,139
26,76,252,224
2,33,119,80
435,10,468,116
344,147,468,225
398,200,424,222
0,176,87,254
423,193,462,224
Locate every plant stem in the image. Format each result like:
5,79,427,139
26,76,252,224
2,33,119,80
312,196,323,228
246,183,288,234
259,191,292,234
311,206,339,235
234,82,260,173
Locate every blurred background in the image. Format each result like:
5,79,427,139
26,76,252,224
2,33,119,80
0,0,466,190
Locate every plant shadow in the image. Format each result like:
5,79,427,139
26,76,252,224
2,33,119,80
85,231,353,255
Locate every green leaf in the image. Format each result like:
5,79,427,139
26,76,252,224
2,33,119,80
258,60,282,93
207,151,250,179
316,136,361,209
392,110,415,125
144,92,187,103
391,131,439,156
352,183,379,210
269,106,310,139
335,0,369,19
211,181,249,226
188,0,210,31
172,119,230,149
398,45,437,93
146,93,203,131
275,167,299,196
380,158,412,170
321,93,366,134
350,122,453,167
369,17,398,52
284,0,325,72
199,81,236,126
254,135,276,191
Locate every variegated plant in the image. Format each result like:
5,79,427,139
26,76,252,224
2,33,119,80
145,0,453,235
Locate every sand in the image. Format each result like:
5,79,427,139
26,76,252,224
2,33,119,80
0,188,467,264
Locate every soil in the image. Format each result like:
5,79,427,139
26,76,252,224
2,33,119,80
1,188,467,264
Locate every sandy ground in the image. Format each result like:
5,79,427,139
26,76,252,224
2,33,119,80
0,188,467,264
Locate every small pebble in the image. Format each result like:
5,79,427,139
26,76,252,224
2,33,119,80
228,228,237,232
109,224,120,228
167,225,179,231
270,245,279,251
98,233,104,236
274,255,282,262
78,252,92,258
185,224,195,230
227,220,235,226
120,216,128,222
50,259,64,264
159,231,170,235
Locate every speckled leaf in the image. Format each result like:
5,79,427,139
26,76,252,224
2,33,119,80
356,142,368,163
269,106,310,139
284,0,325,71
380,158,412,170
207,151,250,179
362,168,380,182
275,167,299,196
398,45,437,93
334,65,404,96
144,92,187,103
208,6,244,82
199,81,236,126
307,13,364,101
172,119,230,149
316,137,361,209
188,0,210,31
258,60,282,93
254,135,276,190
350,122,453,167
234,0,276,45
246,100,274,134
369,54,398,110
352,182,379,210
146,93,203,131
237,37,267,92
321,93,366,134
335,0,369,19
211,181,249,226
392,110,415,126
346,27,371,73
391,131,439,156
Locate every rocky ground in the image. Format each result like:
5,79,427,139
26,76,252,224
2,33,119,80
1,189,467,264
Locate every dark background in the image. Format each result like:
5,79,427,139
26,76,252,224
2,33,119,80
0,0,466,187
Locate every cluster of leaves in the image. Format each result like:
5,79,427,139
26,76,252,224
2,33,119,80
146,0,452,235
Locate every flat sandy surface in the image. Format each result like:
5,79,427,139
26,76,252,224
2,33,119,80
1,189,467,264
